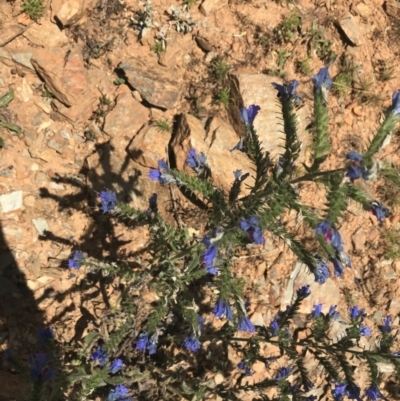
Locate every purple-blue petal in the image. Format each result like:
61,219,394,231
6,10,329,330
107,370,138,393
392,90,400,115
238,316,255,333
346,151,363,162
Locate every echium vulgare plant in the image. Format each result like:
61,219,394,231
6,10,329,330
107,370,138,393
23,67,400,400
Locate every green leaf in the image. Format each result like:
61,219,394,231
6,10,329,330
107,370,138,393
0,90,14,107
0,120,21,135
82,331,100,352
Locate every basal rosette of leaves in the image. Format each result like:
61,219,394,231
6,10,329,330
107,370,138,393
10,68,400,401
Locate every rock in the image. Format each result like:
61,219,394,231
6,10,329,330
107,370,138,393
104,93,149,137
31,48,89,107
119,59,182,109
51,95,98,127
353,3,373,18
281,262,340,314
0,48,13,67
170,114,255,193
0,252,15,272
158,33,192,68
51,0,97,27
385,0,400,18
351,228,366,252
18,78,33,103
12,52,34,70
214,373,224,385
128,125,169,168
23,19,68,47
228,74,311,162
0,191,23,213
339,13,364,46
32,218,49,235
199,0,228,15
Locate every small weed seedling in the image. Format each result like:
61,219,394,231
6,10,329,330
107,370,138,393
210,57,230,83
383,229,400,260
333,56,357,98
21,0,45,20
274,11,301,44
308,21,335,61
151,40,165,55
376,61,395,82
214,87,231,107
265,48,290,78
154,119,172,133
297,57,312,76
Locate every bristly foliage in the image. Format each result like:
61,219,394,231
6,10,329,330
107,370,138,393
276,95,301,180
364,111,399,165
323,173,348,225
38,70,400,401
308,88,331,172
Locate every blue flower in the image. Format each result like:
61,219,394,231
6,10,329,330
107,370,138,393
91,346,108,366
38,327,54,344
311,304,323,318
359,323,371,336
345,382,362,401
240,105,261,126
332,382,347,400
109,359,123,374
346,151,363,163
230,138,244,152
392,90,400,115
108,384,131,401
68,250,84,269
149,159,180,185
238,360,252,376
330,230,344,252
315,221,331,237
270,319,279,336
370,201,389,223
316,221,344,252
238,316,255,333
271,80,299,98
28,353,55,382
100,190,117,213
332,257,344,277
135,332,158,354
239,215,265,244
147,333,158,355
186,148,208,171
135,332,149,351
297,285,311,299
202,244,217,267
213,299,233,320
380,316,392,333
149,169,161,181
198,315,205,329
349,306,366,320
366,386,388,401
275,366,292,380
158,159,168,170
328,305,340,320
312,67,332,91
314,256,329,284
233,170,250,181
346,165,362,180
183,334,201,352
